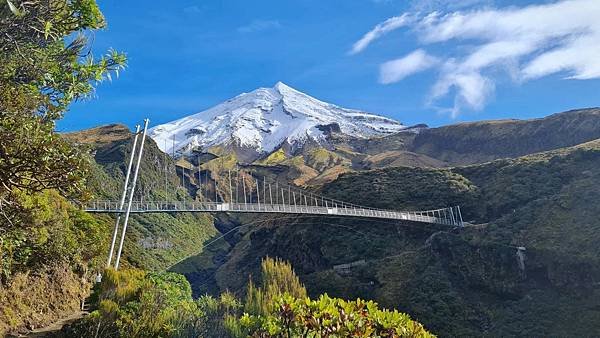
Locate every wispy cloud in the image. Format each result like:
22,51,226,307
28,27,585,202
379,49,438,84
410,0,493,12
371,0,493,10
237,20,282,34
349,14,413,55
353,0,600,117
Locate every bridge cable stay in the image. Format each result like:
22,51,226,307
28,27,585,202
114,118,149,270
106,124,141,268
214,170,218,202
244,167,450,225
234,169,460,226
87,164,464,227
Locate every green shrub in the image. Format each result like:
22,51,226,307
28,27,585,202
0,190,109,282
196,292,243,337
238,294,434,338
245,257,307,316
62,259,433,337
70,269,202,338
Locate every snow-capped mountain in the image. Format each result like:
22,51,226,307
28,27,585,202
149,82,406,158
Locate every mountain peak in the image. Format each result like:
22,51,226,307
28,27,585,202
273,81,289,90
149,84,406,159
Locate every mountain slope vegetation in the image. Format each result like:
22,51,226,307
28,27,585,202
184,108,600,187
66,124,220,271
408,107,600,165
174,118,600,336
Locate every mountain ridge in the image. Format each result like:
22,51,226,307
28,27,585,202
408,107,600,165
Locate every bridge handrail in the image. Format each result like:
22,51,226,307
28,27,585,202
81,200,463,227
83,199,456,214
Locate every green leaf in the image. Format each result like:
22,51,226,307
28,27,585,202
44,21,53,39
6,0,21,16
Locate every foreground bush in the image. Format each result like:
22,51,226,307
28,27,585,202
239,294,433,338
238,258,433,337
62,269,202,337
61,258,433,337
0,191,108,335
245,257,307,316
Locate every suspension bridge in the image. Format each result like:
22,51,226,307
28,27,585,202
85,201,463,225
88,119,464,271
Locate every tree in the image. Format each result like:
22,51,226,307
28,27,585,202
0,0,126,228
245,256,308,316
0,0,126,280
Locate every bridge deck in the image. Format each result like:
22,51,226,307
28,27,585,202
84,201,462,226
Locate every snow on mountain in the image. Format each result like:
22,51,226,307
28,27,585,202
149,82,406,157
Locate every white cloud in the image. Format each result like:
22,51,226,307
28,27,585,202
379,49,438,84
349,14,413,55
353,0,600,117
522,35,600,80
237,20,281,34
430,69,495,118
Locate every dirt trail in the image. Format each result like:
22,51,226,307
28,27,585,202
21,311,88,337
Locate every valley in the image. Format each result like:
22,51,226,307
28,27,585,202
69,101,600,337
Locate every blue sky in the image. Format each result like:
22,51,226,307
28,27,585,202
59,0,600,131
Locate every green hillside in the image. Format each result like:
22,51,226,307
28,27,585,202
42,111,600,336
177,134,600,336
67,125,219,271
409,108,600,165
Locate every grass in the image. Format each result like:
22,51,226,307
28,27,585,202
63,124,131,147
256,148,287,165
303,148,349,172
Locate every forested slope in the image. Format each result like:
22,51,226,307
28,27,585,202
179,136,600,336
67,124,219,271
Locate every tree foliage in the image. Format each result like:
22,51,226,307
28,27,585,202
0,0,125,227
245,257,308,316
0,0,125,280
0,0,125,116
0,190,108,282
